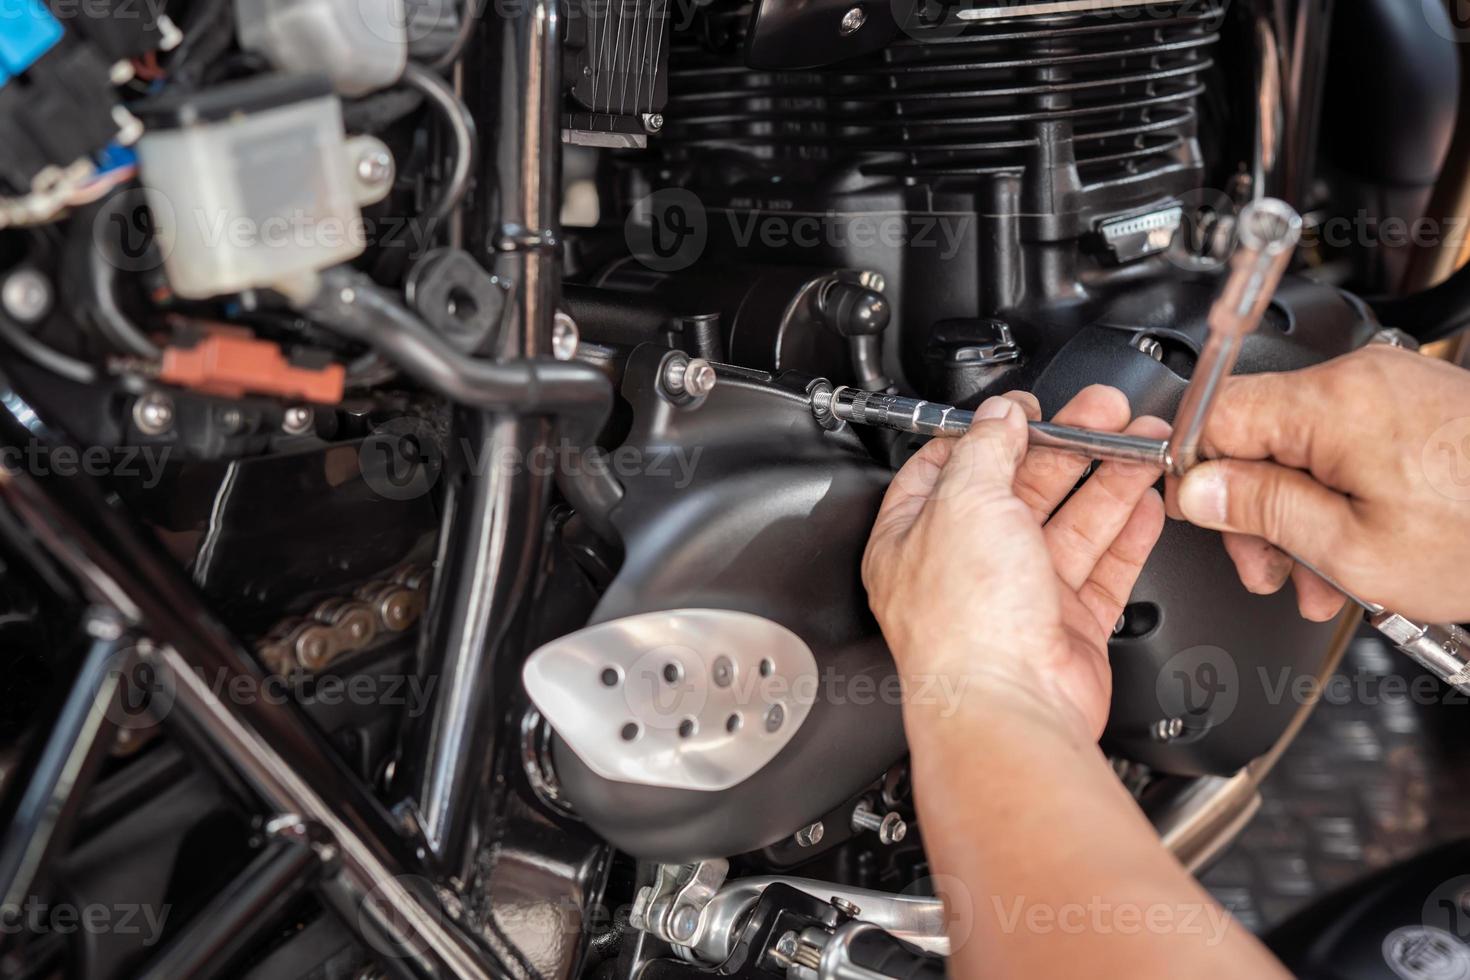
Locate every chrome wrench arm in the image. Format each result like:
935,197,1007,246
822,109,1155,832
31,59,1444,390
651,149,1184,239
811,198,1470,695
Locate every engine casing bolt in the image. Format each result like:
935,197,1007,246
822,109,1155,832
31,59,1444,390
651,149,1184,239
132,391,175,436
282,406,315,435
851,801,907,845
831,896,862,918
552,311,580,361
1152,717,1185,742
794,821,824,847
662,355,717,400
2,267,53,325
840,5,865,34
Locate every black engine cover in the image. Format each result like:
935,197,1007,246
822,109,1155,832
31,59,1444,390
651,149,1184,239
554,347,902,861
555,275,1377,860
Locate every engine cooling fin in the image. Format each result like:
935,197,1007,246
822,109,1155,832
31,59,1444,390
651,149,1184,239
660,0,1223,188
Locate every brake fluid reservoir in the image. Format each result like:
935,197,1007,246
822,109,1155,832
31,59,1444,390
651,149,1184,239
134,75,365,301
235,0,406,96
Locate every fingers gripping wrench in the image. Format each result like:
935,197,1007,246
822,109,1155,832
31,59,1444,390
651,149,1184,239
810,198,1470,694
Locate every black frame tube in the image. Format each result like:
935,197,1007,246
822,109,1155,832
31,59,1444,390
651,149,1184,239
134,839,321,980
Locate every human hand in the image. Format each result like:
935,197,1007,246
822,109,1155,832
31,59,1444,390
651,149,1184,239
1166,344,1470,624
862,386,1167,741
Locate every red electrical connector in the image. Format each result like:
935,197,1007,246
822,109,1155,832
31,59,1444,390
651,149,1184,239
158,328,345,404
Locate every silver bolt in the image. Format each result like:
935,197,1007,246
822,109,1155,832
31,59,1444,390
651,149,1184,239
1151,717,1185,742
282,406,314,436
839,5,865,34
83,608,126,641
2,267,53,325
356,147,395,188
711,655,734,688
1133,335,1164,361
643,112,665,133
831,896,862,918
1370,327,1420,351
552,311,580,361
775,931,800,959
764,703,785,732
217,407,244,435
851,801,907,845
684,359,716,397
132,391,175,436
669,904,700,943
794,821,824,847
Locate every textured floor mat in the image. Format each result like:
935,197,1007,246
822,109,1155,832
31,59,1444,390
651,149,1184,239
1202,633,1470,933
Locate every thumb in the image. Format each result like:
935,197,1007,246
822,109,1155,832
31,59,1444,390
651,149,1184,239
1177,459,1357,570
931,396,1029,508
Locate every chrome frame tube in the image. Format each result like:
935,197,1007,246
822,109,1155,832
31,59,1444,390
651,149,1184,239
0,618,125,913
393,0,568,886
0,378,505,979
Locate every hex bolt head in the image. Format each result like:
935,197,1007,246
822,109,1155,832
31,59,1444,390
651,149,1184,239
831,896,862,918
683,359,716,398
1132,335,1164,361
851,801,907,845
132,391,175,436
643,112,665,133
794,821,824,847
839,5,865,34
2,267,53,325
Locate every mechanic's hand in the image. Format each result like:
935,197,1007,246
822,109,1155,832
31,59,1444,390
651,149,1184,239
1167,344,1470,624
863,386,1167,741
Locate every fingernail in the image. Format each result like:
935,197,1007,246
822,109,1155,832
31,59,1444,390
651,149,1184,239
974,397,1013,422
1178,467,1228,526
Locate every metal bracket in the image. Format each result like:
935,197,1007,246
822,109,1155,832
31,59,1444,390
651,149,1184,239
631,859,730,945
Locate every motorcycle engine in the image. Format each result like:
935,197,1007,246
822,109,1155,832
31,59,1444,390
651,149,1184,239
545,0,1376,861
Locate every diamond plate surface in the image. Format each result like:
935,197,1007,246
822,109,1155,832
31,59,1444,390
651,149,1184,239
1203,634,1470,933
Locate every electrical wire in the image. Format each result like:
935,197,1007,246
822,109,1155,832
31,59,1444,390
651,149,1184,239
427,0,483,72
398,62,477,240
0,313,99,385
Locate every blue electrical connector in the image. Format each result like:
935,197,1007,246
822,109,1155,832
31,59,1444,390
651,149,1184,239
0,0,63,85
